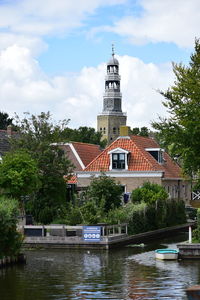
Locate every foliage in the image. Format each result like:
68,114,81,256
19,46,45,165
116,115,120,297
60,126,107,148
193,208,200,242
0,196,23,257
0,150,40,208
87,173,123,212
131,126,149,137
131,182,168,204
0,111,13,130
152,38,200,179
11,112,74,224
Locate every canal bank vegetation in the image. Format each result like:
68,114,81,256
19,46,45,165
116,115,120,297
192,208,200,242
0,196,23,259
53,176,187,235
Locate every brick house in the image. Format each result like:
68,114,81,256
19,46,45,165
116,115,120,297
75,135,191,202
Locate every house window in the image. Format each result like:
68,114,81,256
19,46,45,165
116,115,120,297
100,127,102,132
112,153,125,169
103,127,106,134
113,127,116,134
146,148,164,164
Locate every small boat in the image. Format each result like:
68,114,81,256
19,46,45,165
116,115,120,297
155,249,179,260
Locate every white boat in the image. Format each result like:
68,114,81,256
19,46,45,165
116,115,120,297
155,249,179,260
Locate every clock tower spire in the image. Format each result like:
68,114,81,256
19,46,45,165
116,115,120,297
97,46,127,144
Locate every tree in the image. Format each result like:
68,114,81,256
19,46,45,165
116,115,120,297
131,126,149,137
152,39,200,178
0,111,13,130
0,150,40,211
131,182,168,204
87,173,123,212
11,112,74,224
0,196,23,257
61,126,107,148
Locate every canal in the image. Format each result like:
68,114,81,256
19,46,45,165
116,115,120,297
0,232,199,300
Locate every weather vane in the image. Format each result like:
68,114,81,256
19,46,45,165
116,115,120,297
112,43,115,57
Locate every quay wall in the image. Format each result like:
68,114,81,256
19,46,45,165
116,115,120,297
22,223,194,250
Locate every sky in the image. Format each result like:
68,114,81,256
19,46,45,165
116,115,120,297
0,0,199,129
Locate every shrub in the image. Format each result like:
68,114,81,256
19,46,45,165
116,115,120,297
131,182,168,204
0,196,23,257
193,208,200,242
88,173,123,212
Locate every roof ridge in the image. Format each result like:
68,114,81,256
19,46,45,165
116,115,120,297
71,141,101,147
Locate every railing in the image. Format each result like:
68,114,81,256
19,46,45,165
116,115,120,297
105,74,121,81
18,224,128,237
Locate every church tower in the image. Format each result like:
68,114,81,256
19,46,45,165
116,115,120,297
97,46,127,144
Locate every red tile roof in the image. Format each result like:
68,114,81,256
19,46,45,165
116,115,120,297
84,135,181,178
67,175,77,184
59,142,102,171
72,142,102,168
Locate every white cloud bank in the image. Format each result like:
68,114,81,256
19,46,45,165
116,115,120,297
0,0,197,129
0,45,173,129
93,0,200,48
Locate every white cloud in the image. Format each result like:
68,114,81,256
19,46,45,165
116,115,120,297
92,0,200,48
0,45,173,129
0,0,127,36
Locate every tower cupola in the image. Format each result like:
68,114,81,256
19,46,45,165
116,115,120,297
97,45,126,144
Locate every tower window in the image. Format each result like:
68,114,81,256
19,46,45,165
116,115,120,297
100,127,102,132
113,127,116,134
103,127,106,134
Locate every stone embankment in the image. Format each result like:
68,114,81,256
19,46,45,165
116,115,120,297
21,222,195,250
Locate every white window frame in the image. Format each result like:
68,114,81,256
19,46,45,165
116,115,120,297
108,147,129,170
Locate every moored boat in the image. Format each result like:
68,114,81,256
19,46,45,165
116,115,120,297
155,249,179,260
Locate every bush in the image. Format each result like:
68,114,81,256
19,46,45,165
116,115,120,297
193,208,200,242
131,182,168,204
0,196,23,257
88,173,123,212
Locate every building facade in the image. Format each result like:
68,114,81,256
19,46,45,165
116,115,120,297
97,47,126,144
76,134,191,203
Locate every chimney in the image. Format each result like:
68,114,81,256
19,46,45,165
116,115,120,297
7,125,12,136
119,126,131,137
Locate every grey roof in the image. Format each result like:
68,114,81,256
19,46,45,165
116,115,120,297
107,56,119,65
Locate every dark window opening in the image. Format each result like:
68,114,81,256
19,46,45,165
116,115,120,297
148,150,163,163
113,127,116,134
112,153,125,169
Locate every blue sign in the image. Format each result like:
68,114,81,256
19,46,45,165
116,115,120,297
83,226,101,242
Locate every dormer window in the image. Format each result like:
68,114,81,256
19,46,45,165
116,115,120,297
112,153,125,169
145,148,164,164
108,148,129,170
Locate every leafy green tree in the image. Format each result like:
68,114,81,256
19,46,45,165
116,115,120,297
0,111,13,130
11,112,74,224
0,196,23,257
131,126,149,137
131,182,168,204
61,126,107,148
0,150,40,211
87,173,123,212
152,39,200,179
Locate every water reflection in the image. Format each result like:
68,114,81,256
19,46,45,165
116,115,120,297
0,233,199,300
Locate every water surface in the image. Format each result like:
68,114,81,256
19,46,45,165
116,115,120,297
0,233,199,300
